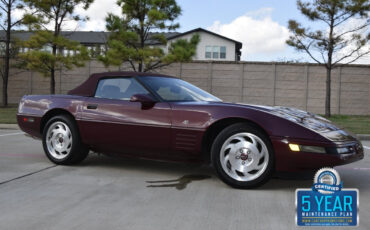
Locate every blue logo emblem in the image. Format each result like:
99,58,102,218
296,168,359,226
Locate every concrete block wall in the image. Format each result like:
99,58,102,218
2,60,370,115
162,62,370,115
243,64,275,106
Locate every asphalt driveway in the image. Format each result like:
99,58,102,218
0,129,369,230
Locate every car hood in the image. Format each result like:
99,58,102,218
239,104,338,132
230,103,357,142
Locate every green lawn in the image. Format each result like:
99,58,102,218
326,115,370,135
0,105,369,134
0,106,17,124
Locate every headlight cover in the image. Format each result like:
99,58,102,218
300,145,326,154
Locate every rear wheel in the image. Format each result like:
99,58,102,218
42,115,88,165
211,123,274,188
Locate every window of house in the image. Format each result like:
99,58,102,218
87,46,94,57
205,46,212,58
63,49,75,56
205,45,227,59
220,46,226,59
0,42,5,55
21,47,29,53
88,45,102,58
95,77,149,100
95,45,102,56
212,46,219,58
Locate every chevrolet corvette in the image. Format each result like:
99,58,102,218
17,71,364,188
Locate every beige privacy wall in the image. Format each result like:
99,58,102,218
2,60,370,115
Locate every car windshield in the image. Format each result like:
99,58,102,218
139,76,221,102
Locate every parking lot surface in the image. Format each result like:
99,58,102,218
0,129,369,230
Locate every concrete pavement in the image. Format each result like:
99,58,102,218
0,129,369,230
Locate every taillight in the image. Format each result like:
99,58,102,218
23,117,34,123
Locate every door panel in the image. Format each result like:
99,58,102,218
80,98,172,157
78,76,172,157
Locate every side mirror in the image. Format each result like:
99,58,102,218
130,94,156,109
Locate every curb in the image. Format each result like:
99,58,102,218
0,124,19,130
357,134,370,141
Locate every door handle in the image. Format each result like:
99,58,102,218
87,104,98,110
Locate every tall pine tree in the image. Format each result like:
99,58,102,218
287,0,370,117
99,0,200,72
18,0,94,94
0,0,32,106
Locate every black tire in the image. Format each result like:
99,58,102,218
42,115,89,165
211,123,274,189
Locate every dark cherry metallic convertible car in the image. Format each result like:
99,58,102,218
17,71,364,188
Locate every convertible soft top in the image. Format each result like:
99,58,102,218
68,71,174,97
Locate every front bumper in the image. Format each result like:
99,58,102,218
271,136,364,172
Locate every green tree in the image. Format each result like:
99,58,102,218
286,0,370,117
18,0,94,94
0,0,31,106
99,0,200,72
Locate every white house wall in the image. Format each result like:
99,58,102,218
163,31,237,61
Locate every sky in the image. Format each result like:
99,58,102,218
175,0,369,63
176,0,305,61
16,0,370,64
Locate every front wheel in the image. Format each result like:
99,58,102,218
211,123,274,189
42,115,89,165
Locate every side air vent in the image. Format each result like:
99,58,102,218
174,133,197,151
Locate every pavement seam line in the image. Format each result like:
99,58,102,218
0,132,24,137
0,165,57,186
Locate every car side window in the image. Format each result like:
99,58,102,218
156,86,192,101
95,77,149,100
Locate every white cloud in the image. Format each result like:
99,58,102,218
64,0,122,31
10,0,121,31
207,8,290,60
333,18,370,65
12,8,26,22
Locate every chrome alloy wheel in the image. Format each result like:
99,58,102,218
46,121,73,160
220,132,269,182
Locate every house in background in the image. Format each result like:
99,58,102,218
152,28,242,61
0,28,242,61
0,31,109,57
